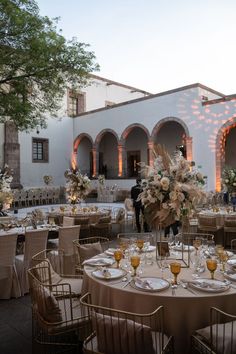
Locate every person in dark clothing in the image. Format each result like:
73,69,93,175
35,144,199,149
164,221,179,237
131,178,149,232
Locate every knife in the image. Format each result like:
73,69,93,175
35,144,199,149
122,278,132,288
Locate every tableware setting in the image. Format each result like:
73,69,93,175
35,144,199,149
131,276,169,292
188,278,230,293
104,248,117,256
91,267,127,280
82,257,115,267
173,244,195,252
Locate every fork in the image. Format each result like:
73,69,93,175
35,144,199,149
171,284,176,296
180,282,197,295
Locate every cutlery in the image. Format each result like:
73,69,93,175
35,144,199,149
171,284,176,296
180,282,197,295
122,278,132,288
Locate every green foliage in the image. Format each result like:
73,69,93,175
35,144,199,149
0,0,99,130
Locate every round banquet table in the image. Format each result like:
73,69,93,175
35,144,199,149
82,251,236,354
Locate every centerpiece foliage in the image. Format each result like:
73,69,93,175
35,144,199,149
0,164,13,212
139,145,206,228
64,168,91,204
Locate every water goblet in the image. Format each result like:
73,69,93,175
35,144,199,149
206,259,217,279
130,255,140,277
169,262,181,285
60,206,65,213
114,250,123,268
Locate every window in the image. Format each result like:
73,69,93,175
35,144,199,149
32,138,49,163
68,89,86,116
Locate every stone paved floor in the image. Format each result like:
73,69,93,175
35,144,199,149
0,203,137,354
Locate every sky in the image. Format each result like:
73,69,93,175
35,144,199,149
36,0,236,95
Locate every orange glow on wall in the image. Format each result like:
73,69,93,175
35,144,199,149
118,145,123,177
92,149,97,177
71,152,77,171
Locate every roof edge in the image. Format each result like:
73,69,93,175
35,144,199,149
77,82,225,118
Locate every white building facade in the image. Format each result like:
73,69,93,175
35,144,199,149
1,75,236,191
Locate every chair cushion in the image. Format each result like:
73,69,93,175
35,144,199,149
196,320,236,353
79,242,103,264
199,217,217,227
33,260,61,284
93,312,155,354
37,286,62,323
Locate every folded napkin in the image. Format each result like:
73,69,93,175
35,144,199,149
82,257,113,266
192,280,226,290
135,277,154,289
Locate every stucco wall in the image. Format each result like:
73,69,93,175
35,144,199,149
19,117,73,188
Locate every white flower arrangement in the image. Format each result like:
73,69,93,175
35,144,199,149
139,145,206,228
222,168,236,193
98,174,105,186
0,165,13,211
64,168,91,204
43,175,53,185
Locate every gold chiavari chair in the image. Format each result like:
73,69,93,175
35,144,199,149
28,266,90,354
80,292,174,354
32,249,83,297
191,307,236,354
73,237,109,274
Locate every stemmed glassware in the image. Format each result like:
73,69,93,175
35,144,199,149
130,255,140,277
206,259,217,279
218,251,229,272
136,239,144,253
169,262,181,285
114,250,123,268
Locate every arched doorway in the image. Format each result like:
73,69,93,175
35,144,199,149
95,130,119,178
216,119,236,191
121,124,150,178
151,118,190,158
73,133,93,177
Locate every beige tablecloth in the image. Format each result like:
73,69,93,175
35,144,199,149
82,252,236,354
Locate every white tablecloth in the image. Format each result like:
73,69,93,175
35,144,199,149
82,252,236,354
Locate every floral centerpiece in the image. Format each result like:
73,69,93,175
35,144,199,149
139,145,206,228
0,165,13,213
98,174,105,187
43,175,53,186
222,168,236,193
31,209,45,229
64,168,91,204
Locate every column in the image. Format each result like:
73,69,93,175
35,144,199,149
147,141,154,167
91,148,98,177
4,121,22,188
185,137,193,162
117,144,125,177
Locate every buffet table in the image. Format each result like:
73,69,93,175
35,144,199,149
82,251,236,354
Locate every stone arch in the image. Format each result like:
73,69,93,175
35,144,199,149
215,117,236,191
94,129,119,149
120,123,150,145
151,116,190,140
73,133,93,152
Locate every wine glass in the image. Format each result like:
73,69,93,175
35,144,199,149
136,239,144,253
219,251,229,272
130,255,140,277
206,259,217,279
60,206,65,213
193,238,202,253
169,262,181,285
114,250,123,268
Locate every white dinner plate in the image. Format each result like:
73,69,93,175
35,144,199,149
131,277,169,292
91,268,126,280
224,270,236,282
227,259,236,267
173,245,195,252
189,278,230,293
83,257,115,267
